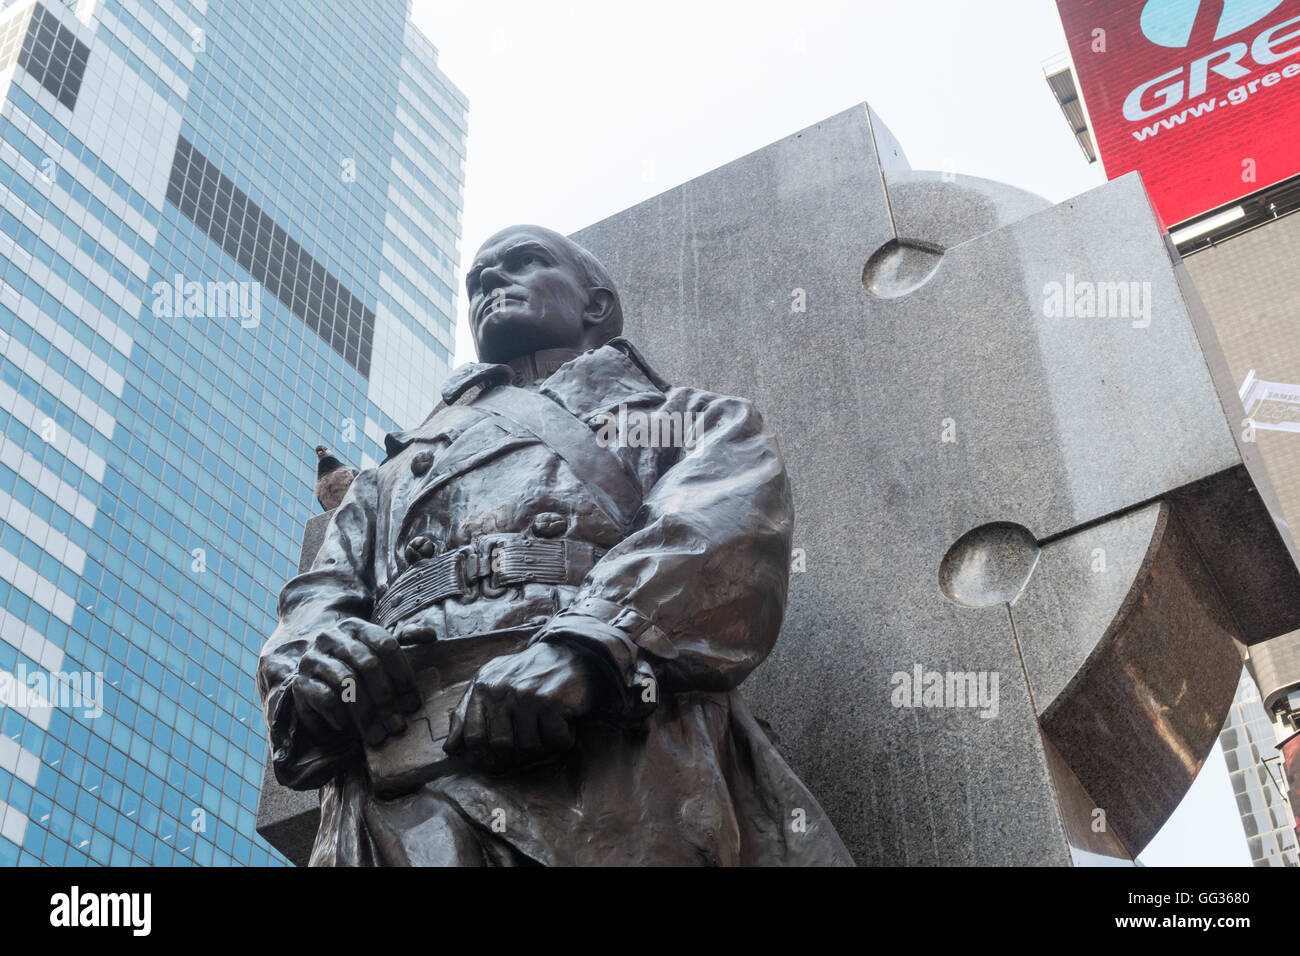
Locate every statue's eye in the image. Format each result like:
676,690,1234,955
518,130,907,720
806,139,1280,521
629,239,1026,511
514,252,541,268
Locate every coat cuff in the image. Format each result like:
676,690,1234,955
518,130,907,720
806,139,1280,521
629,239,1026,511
532,596,674,722
266,676,359,790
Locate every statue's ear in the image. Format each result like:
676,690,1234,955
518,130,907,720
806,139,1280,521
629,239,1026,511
583,287,617,328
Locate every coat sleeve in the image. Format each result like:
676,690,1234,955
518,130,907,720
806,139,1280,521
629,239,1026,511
532,388,794,720
256,468,380,789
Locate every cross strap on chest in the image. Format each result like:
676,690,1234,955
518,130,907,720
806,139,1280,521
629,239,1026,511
472,384,644,535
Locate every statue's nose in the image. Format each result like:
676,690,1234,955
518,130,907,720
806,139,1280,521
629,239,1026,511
479,264,507,292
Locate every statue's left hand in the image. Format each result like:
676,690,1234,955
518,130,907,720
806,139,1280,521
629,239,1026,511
444,643,600,770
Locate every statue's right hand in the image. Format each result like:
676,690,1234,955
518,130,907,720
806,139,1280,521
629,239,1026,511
291,618,422,747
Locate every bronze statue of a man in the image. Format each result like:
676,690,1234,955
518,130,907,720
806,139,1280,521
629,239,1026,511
256,225,851,866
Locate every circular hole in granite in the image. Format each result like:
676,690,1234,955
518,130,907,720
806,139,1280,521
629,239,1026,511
862,238,944,299
938,521,1041,608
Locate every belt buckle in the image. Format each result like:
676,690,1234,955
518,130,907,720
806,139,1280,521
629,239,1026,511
459,536,509,599
481,536,512,598
449,544,477,604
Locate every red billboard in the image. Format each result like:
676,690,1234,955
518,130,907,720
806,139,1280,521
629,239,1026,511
1057,0,1300,226
1284,729,1300,845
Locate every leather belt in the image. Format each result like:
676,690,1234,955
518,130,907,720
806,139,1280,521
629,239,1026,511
374,534,605,631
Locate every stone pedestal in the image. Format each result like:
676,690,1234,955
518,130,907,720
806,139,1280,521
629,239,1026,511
253,510,331,867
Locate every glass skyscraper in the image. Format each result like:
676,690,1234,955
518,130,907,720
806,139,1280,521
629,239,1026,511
0,0,466,865
1219,668,1300,866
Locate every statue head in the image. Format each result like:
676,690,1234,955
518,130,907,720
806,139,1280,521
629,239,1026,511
466,225,623,363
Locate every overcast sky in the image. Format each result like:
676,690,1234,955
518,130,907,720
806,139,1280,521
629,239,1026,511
409,0,1252,866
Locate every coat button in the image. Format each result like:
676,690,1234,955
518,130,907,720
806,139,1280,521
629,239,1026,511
405,535,432,564
411,451,434,476
531,512,567,537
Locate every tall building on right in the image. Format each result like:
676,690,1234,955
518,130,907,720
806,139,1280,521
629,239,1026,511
1220,667,1300,866
1050,0,1300,865
1174,157,1300,868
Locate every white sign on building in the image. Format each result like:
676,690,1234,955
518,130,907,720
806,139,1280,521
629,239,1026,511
1240,370,1300,434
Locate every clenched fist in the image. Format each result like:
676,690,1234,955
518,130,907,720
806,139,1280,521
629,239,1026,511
444,643,602,771
291,617,421,747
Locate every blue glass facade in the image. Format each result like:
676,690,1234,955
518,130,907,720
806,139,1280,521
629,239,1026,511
1218,668,1300,866
0,0,466,865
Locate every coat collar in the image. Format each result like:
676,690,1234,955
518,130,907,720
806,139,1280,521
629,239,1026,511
382,338,670,462
542,338,669,416
432,348,587,408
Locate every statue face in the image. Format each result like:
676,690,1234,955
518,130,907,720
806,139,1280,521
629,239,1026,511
467,226,607,363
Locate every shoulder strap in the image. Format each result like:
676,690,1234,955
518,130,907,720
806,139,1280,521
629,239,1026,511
473,385,642,533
